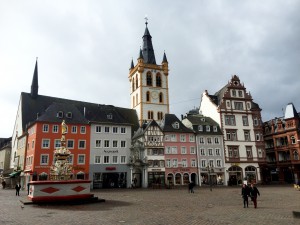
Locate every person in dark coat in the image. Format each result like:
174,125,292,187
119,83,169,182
2,180,6,189
15,183,21,196
249,183,260,208
188,181,195,193
241,184,250,208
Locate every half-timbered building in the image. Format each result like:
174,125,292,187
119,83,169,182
130,120,164,188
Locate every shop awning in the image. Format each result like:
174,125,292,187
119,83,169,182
9,171,21,178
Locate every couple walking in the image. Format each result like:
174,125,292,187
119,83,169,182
241,183,260,208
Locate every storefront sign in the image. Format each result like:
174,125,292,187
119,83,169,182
34,166,50,169
151,169,161,171
104,150,119,153
106,167,116,171
73,166,85,170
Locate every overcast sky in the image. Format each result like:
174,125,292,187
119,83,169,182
0,0,299,137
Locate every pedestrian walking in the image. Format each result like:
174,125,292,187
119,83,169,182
241,184,250,208
2,180,6,189
188,181,195,193
15,183,21,196
249,183,260,208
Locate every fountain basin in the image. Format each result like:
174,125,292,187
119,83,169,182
28,180,94,203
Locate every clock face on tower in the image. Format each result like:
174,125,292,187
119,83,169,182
151,91,158,99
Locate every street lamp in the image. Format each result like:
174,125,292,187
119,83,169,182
207,165,214,191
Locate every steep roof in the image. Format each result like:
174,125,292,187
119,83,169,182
132,120,162,139
160,114,194,133
0,137,11,149
21,92,139,133
184,114,222,135
213,84,228,105
284,103,299,119
142,22,156,64
30,59,39,99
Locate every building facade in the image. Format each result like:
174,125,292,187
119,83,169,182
89,105,139,189
24,103,91,184
161,114,198,187
11,60,139,189
263,103,300,184
130,120,165,188
182,112,226,186
0,138,12,187
200,75,266,185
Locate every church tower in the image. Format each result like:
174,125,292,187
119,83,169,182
129,20,169,125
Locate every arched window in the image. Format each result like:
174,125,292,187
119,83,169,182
76,171,85,180
146,72,152,86
146,91,150,102
133,96,135,107
156,73,161,87
136,94,138,106
245,166,256,172
291,136,296,144
132,77,135,91
38,172,48,181
159,92,163,103
136,75,138,89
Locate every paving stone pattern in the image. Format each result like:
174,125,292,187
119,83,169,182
0,186,299,225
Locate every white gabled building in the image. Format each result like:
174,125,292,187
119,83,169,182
200,75,266,185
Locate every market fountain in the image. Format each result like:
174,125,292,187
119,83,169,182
27,120,100,203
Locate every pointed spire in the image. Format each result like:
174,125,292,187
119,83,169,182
31,58,39,99
142,19,156,64
138,47,144,59
130,58,134,69
162,51,168,63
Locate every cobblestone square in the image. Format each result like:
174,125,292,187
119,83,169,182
0,185,299,225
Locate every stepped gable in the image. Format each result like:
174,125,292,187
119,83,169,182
208,75,260,109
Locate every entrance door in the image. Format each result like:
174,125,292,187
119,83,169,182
102,173,119,188
191,173,197,185
133,173,141,188
229,174,237,186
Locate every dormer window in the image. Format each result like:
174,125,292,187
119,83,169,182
172,122,179,129
201,118,205,122
206,126,210,132
66,112,73,119
198,125,203,131
57,111,64,118
213,126,218,132
107,114,113,119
